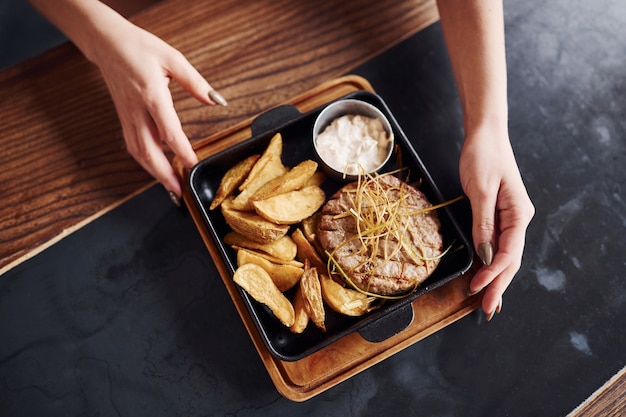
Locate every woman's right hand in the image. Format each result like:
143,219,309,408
29,0,227,198
90,16,226,198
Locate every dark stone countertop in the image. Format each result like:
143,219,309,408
1,1,625,415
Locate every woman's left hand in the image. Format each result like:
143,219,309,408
459,126,535,319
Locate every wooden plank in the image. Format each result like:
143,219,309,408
568,366,626,417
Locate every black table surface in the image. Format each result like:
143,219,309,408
2,12,625,417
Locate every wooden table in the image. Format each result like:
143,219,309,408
0,0,622,413
0,0,437,274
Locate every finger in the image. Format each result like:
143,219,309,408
145,86,199,169
467,186,499,266
165,50,227,106
124,111,183,196
472,250,516,316
470,251,507,292
481,264,514,319
469,218,524,292
471,208,529,315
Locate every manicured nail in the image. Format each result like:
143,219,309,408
485,298,503,322
468,287,482,297
168,190,181,207
208,89,228,106
478,242,494,266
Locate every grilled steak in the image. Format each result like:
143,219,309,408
317,174,443,296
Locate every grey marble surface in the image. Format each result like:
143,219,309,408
1,0,625,416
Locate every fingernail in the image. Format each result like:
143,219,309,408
478,242,494,266
485,298,502,322
468,287,482,297
168,190,181,207
208,89,228,106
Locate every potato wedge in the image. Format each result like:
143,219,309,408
222,203,289,243
292,228,327,271
209,154,260,210
224,231,297,261
230,246,303,267
250,159,318,202
233,263,295,327
320,274,374,316
300,261,325,332
301,212,328,260
252,185,325,225
305,171,326,187
238,133,284,191
263,132,284,157
289,286,310,334
232,155,287,211
301,211,320,243
237,248,303,292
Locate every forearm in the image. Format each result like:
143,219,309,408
436,0,508,136
28,0,129,64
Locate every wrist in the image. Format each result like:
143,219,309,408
463,111,509,144
73,4,128,65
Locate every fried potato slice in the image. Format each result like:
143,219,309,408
252,185,325,225
233,263,295,327
300,261,325,332
230,246,303,267
224,231,297,261
292,227,326,271
320,274,374,316
301,211,327,256
304,171,326,187
222,201,289,243
301,211,320,243
263,131,284,157
238,133,284,192
289,286,310,334
250,159,318,202
210,154,260,210
232,155,287,211
237,248,303,292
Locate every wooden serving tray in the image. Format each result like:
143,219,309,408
174,75,481,402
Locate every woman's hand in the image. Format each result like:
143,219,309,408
437,0,534,319
91,20,225,198
460,127,534,319
29,0,227,199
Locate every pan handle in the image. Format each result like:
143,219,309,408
251,104,303,137
357,304,414,343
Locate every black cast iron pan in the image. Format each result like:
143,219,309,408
188,90,473,361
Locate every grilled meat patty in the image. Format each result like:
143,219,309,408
317,174,443,296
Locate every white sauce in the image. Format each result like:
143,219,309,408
315,114,391,175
